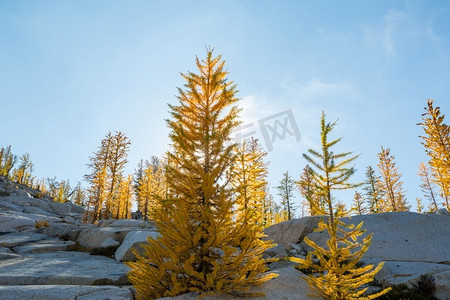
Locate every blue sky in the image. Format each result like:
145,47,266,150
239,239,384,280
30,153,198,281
1,1,449,214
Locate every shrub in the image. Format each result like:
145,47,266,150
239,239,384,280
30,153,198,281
35,220,49,229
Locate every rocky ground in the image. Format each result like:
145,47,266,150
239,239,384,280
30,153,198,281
1,176,449,299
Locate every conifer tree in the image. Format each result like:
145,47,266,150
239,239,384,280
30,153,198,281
298,165,326,216
84,133,112,222
352,191,367,215
232,138,268,226
12,153,33,185
0,146,16,178
54,179,72,203
292,111,389,300
133,159,147,217
276,171,296,220
127,50,276,299
416,197,424,214
418,162,439,212
376,146,409,212
363,166,383,214
115,175,134,219
262,190,276,227
71,182,86,206
419,99,449,210
136,160,164,221
84,131,130,222
103,131,131,219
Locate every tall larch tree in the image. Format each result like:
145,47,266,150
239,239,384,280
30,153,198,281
127,49,276,299
84,133,112,222
298,164,325,216
418,162,439,212
292,111,389,300
376,146,409,212
276,171,296,220
419,99,449,210
363,166,383,214
103,131,131,219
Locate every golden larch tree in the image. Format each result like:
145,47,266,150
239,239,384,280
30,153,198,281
418,162,439,212
419,99,449,210
136,158,165,221
352,191,367,215
292,111,390,300
12,153,34,186
114,175,134,219
127,50,276,299
84,131,130,222
0,146,16,178
376,146,409,212
232,138,270,228
103,131,131,219
298,164,326,216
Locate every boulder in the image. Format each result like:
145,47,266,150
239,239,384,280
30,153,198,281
0,200,23,212
364,258,450,299
23,206,58,217
97,219,115,227
115,230,160,261
298,212,450,263
12,239,76,254
433,270,450,300
109,219,153,228
101,237,120,248
0,213,35,232
36,223,85,241
264,244,286,257
264,216,323,246
47,201,72,215
77,227,136,249
0,246,20,260
0,251,130,285
0,285,133,300
0,232,50,247
15,190,31,198
437,208,449,216
160,267,314,299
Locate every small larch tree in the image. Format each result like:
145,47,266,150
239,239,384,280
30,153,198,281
0,146,16,178
363,166,383,214
352,191,367,215
292,111,390,300
418,162,439,212
12,153,34,185
276,171,296,220
376,146,409,212
298,164,326,216
419,99,449,210
127,49,276,299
